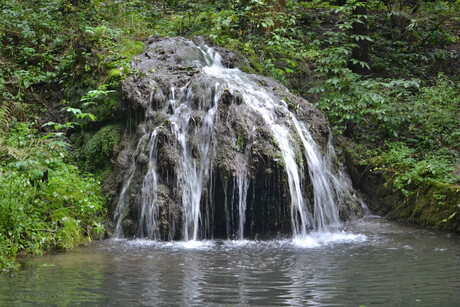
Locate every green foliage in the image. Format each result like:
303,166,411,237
80,23,144,85
151,0,309,83
0,0,94,104
0,0,150,120
371,142,458,196
1,1,161,270
347,75,460,196
0,118,106,272
407,75,460,151
79,84,118,121
292,1,460,198
313,74,421,137
368,0,460,78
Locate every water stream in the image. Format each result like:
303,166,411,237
2,218,459,306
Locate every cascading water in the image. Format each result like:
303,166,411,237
235,154,250,240
203,60,341,239
138,130,160,239
170,83,219,241
114,37,361,242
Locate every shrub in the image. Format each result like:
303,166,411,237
0,120,106,271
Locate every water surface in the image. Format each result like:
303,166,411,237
1,217,459,306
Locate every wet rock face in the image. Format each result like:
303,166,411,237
113,37,362,240
122,37,328,141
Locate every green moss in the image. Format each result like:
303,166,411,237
340,138,460,232
408,181,460,231
81,124,122,173
120,40,144,58
383,180,460,232
103,40,144,83
246,53,264,74
108,68,123,79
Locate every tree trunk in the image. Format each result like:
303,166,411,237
350,2,370,74
264,0,286,34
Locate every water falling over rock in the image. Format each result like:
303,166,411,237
113,37,362,241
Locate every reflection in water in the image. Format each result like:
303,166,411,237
0,252,108,306
1,218,459,306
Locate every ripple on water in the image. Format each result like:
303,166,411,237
2,220,460,306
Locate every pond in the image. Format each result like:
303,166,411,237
1,217,459,306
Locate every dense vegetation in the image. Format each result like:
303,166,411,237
1,0,459,270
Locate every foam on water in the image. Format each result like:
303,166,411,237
176,240,215,249
122,239,217,250
224,240,256,247
117,233,367,251
292,232,367,248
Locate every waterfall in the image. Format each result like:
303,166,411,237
114,38,358,241
236,155,249,240
139,130,160,239
203,62,341,239
114,132,150,238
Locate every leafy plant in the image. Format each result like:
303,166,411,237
0,111,106,271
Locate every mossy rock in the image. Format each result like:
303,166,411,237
108,68,124,81
388,181,460,232
120,40,144,59
81,124,122,173
339,137,460,232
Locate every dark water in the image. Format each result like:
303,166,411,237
1,217,459,306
